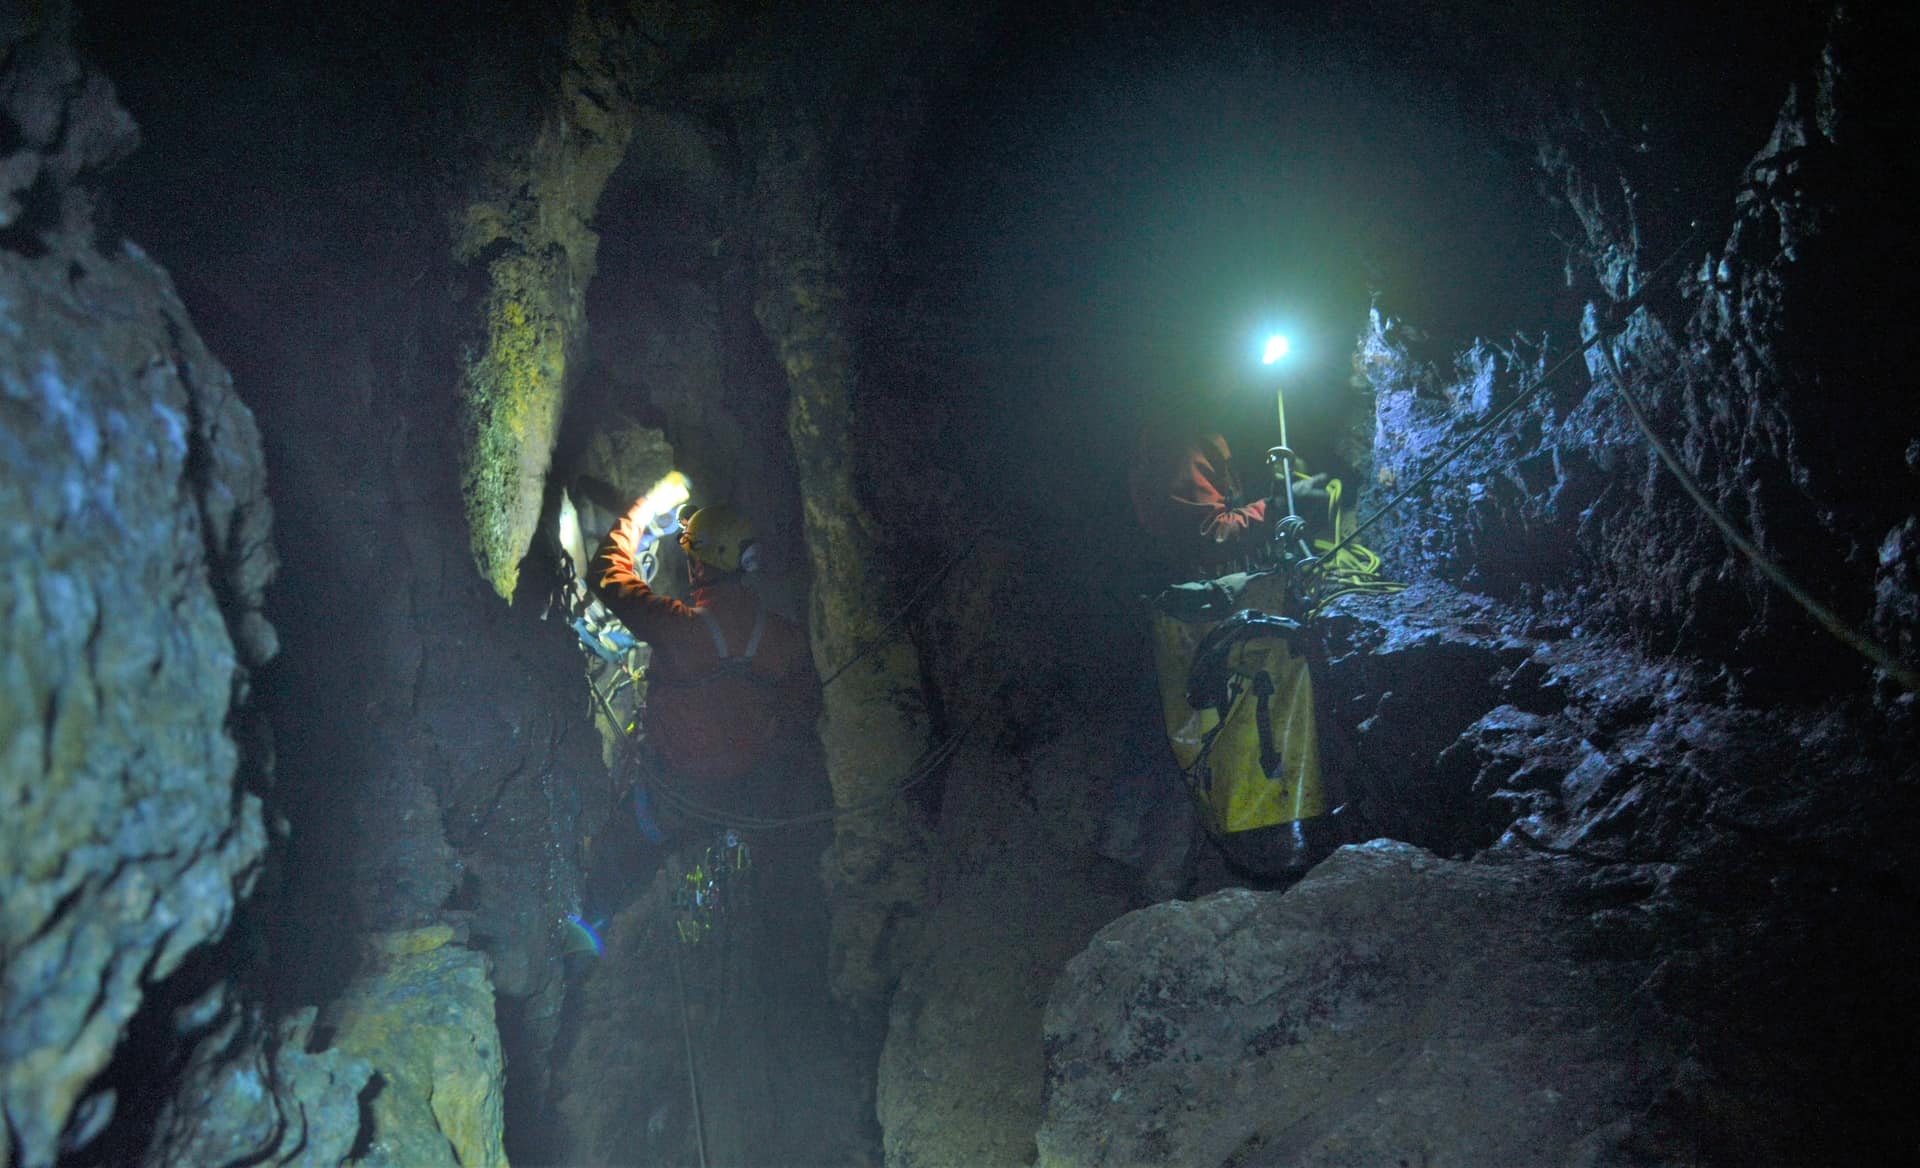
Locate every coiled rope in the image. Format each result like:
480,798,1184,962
1293,471,1408,617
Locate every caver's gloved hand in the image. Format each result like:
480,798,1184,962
1293,472,1331,502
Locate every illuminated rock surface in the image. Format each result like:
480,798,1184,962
142,1000,370,1168
324,930,507,1168
0,13,274,1166
5,2,1911,1166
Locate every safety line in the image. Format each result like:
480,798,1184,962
817,526,988,689
1309,226,1704,575
671,941,711,1168
1595,334,1919,692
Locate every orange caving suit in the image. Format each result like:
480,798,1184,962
1129,428,1270,580
591,509,818,787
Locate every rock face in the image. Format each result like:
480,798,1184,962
453,1,723,600
1362,6,1920,696
874,735,1134,1168
1039,843,1661,1168
554,819,874,1168
142,998,370,1168
1,12,276,1167
1034,633,1920,1168
324,930,507,1168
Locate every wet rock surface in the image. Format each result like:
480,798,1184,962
1362,5,1920,696
1,13,275,1167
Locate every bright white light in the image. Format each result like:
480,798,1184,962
637,471,691,530
1261,334,1291,365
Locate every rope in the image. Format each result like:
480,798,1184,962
1596,333,1919,692
670,941,710,1168
817,526,989,689
1294,472,1407,618
1310,225,1705,575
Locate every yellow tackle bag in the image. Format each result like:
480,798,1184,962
1149,576,1335,837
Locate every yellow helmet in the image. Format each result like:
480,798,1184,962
677,503,756,572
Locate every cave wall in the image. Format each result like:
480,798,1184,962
1,11,276,1164
14,1,1912,1164
1361,4,1920,698
79,1,618,1158
499,0,994,1023
453,0,700,600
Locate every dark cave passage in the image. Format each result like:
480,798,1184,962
4,1,1918,1167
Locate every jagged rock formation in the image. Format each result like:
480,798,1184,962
1038,573,1917,1164
142,999,368,1168
81,4,611,1156
1,12,276,1166
1026,14,1920,1164
14,1,1911,1165
452,0,686,601
1363,4,1920,697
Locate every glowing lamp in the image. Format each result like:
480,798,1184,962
1261,334,1291,365
633,471,692,583
639,471,692,527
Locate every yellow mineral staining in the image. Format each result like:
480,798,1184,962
325,939,508,1168
366,924,456,957
453,5,662,600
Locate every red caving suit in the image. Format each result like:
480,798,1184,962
1128,428,1270,581
591,509,818,789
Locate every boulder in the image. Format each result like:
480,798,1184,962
1038,842,1664,1168
143,997,370,1168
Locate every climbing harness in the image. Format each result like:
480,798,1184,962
671,829,752,945
547,519,649,737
